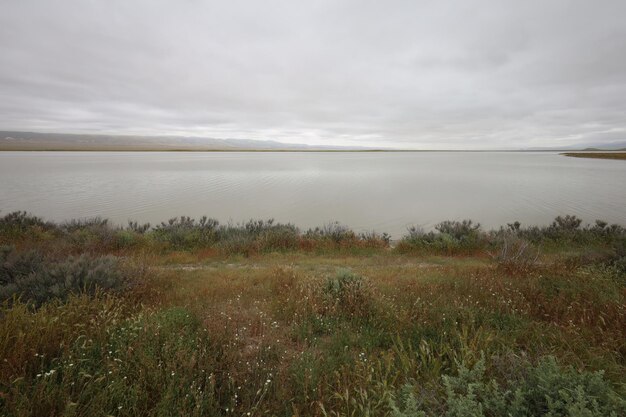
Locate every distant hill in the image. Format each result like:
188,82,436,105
2,131,624,151
0,131,375,151
580,147,626,151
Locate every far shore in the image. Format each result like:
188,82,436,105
562,152,626,160
0,147,616,153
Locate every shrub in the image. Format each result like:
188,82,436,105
113,229,143,249
216,231,257,255
305,222,357,244
358,231,392,248
126,220,151,234
0,211,57,241
59,217,121,250
390,355,626,417
490,234,539,274
257,224,300,252
0,245,46,284
551,215,583,232
60,217,110,232
0,247,127,306
242,218,279,235
510,216,625,245
216,219,299,255
398,220,486,254
389,384,427,417
0,211,53,231
436,220,481,241
152,216,220,248
303,223,390,251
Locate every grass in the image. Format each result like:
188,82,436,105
562,152,626,160
0,211,625,416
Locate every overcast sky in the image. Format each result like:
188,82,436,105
1,1,625,149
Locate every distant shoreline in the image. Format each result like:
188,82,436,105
562,152,626,160
3,131,626,153
0,148,615,153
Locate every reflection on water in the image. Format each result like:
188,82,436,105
0,151,624,237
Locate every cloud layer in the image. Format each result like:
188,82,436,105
1,0,625,148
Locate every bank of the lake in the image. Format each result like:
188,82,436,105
1,211,625,416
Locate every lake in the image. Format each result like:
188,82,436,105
0,151,624,237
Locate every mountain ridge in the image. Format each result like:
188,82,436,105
1,131,625,151
0,131,376,151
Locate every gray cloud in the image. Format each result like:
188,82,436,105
1,0,625,148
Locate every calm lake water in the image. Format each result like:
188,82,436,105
1,151,625,237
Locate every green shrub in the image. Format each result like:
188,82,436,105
390,355,626,417
113,229,142,249
509,216,625,245
257,224,300,251
399,220,485,254
216,231,257,255
0,211,57,241
389,384,427,417
0,245,46,283
242,218,279,235
0,210,54,231
216,219,300,255
126,220,151,234
152,215,220,248
359,231,392,247
59,217,121,251
60,217,110,232
436,220,482,240
397,216,625,255
551,215,583,232
0,247,127,306
305,222,357,243
323,269,364,299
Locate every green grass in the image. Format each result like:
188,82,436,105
1,212,625,416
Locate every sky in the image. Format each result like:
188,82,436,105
1,0,625,149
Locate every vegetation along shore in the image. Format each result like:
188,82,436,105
1,211,625,416
562,152,626,160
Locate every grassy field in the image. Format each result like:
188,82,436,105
1,212,625,416
562,152,626,160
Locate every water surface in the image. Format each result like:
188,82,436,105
1,151,624,237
